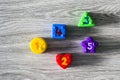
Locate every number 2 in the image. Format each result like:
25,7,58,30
61,57,67,66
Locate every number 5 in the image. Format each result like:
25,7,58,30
87,42,94,50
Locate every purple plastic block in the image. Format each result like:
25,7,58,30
81,36,98,54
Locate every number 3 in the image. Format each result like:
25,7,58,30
87,42,94,50
83,17,89,24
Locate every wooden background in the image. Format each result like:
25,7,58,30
0,0,120,80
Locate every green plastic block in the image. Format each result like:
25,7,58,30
78,11,95,27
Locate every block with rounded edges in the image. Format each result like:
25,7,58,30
81,36,99,53
30,37,47,54
52,24,66,39
56,53,72,69
78,11,95,27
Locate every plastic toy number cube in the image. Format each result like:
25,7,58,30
78,11,95,27
56,53,72,69
81,36,99,54
52,24,66,39
30,37,47,54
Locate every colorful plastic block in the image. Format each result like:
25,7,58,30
78,11,95,27
30,37,47,54
81,37,98,54
56,53,72,69
52,24,66,39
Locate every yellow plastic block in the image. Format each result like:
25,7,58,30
30,37,47,54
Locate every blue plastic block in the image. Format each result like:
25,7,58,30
52,24,66,39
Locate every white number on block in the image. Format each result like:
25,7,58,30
87,42,94,50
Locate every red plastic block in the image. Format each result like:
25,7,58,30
56,53,72,69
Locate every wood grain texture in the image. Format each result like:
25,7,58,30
0,0,120,80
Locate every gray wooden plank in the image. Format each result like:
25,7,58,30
0,0,120,80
